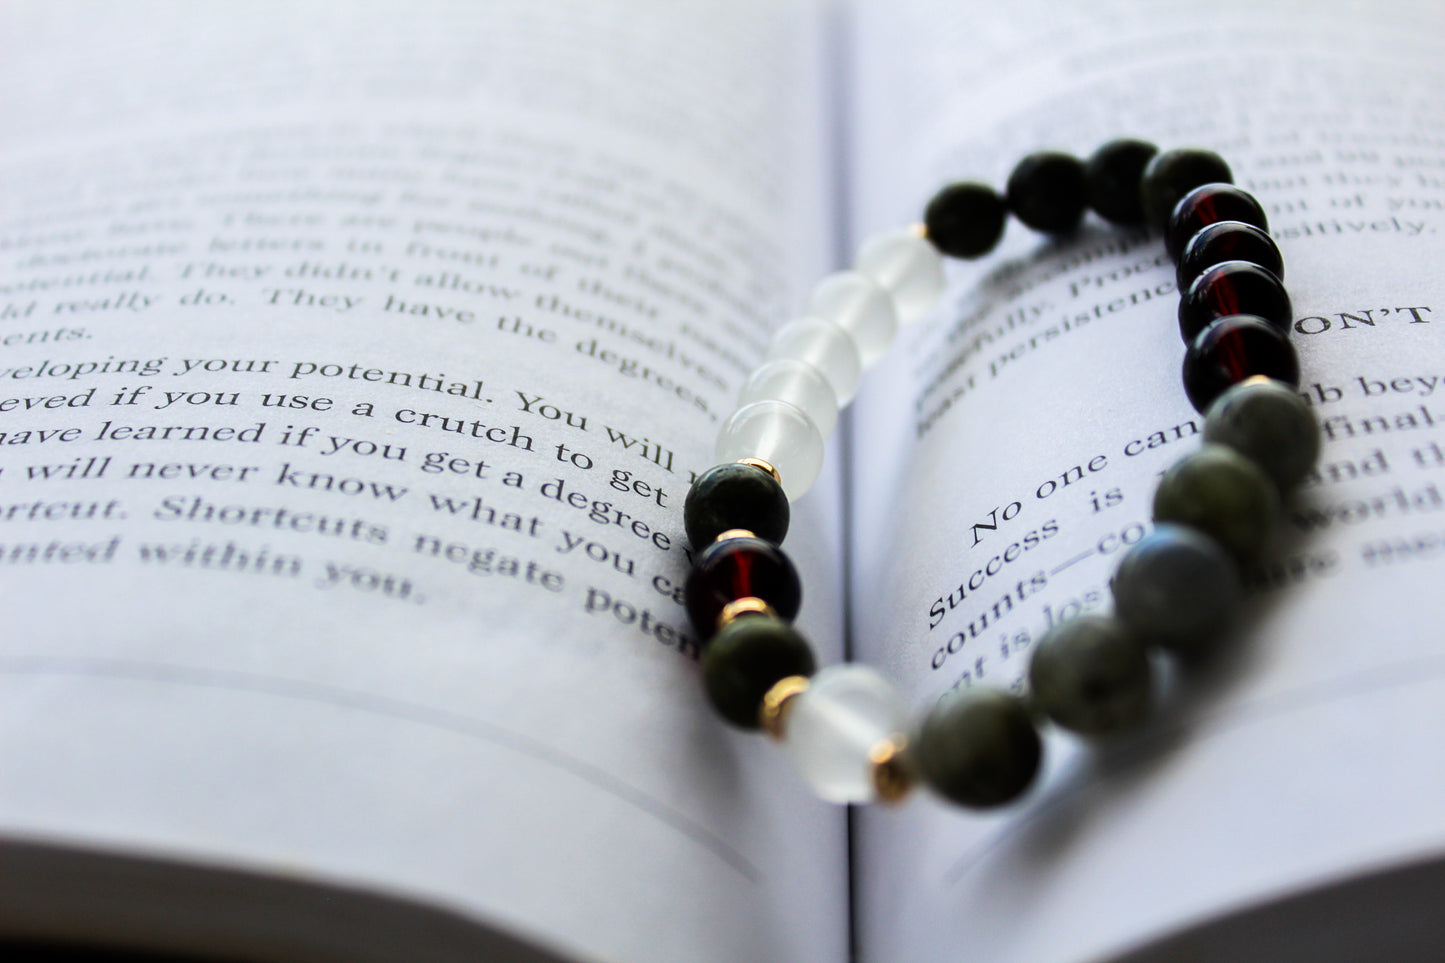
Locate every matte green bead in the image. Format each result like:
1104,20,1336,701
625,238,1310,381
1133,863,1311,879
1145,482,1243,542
1111,525,1242,657
1140,148,1232,231
915,688,1041,808
1152,443,1280,561
701,615,815,729
684,462,790,548
1204,379,1320,491
1029,615,1152,735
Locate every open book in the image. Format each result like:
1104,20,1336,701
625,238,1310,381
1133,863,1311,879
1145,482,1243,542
4,0,1445,960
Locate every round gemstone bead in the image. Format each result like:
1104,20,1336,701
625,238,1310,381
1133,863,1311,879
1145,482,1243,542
805,271,899,368
716,400,824,501
684,462,790,549
1204,377,1320,491
855,228,946,324
702,615,816,729
1177,221,1284,291
1111,524,1242,657
923,182,1008,258
739,359,839,438
1006,151,1087,234
1182,314,1300,413
1165,183,1269,260
1085,138,1158,225
915,688,1041,808
1140,148,1233,231
765,316,862,406
780,665,910,804
1179,261,1292,342
1153,443,1280,562
1029,615,1152,735
685,534,802,637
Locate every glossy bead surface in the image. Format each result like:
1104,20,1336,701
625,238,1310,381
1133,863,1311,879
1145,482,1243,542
684,462,790,549
1182,314,1300,413
781,665,910,804
1029,615,1152,735
1112,525,1242,657
855,228,946,324
923,182,1007,258
702,615,816,729
716,400,824,500
739,359,839,438
765,316,862,405
1140,148,1233,230
805,271,899,368
1177,221,1284,291
916,688,1041,808
1006,151,1087,234
1165,183,1268,260
1204,377,1320,491
1085,138,1158,225
1179,261,1292,342
685,534,802,636
1153,443,1280,561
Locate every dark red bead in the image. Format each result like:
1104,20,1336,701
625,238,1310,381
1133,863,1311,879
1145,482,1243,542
1182,315,1300,413
1177,221,1283,290
1178,261,1292,342
1165,183,1268,260
685,535,801,638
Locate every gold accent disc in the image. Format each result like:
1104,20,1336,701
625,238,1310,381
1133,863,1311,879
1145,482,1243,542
870,735,916,805
759,675,810,740
736,457,781,485
718,596,775,630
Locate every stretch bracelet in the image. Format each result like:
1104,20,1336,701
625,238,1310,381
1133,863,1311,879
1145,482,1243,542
681,140,1318,809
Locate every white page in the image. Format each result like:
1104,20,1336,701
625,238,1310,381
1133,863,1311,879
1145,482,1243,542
0,4,851,962
845,1,1445,960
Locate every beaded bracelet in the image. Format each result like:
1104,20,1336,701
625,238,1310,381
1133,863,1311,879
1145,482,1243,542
681,139,1319,809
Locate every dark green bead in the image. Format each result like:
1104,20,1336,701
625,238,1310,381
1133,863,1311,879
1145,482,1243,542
1085,138,1158,225
1140,148,1233,231
1029,615,1152,735
1152,443,1279,561
915,688,1041,808
1204,378,1320,491
924,182,1007,258
684,462,790,548
1112,525,1242,657
701,615,815,729
1006,151,1087,234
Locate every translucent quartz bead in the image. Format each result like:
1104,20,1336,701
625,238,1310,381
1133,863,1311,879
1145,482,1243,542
739,359,839,437
805,271,899,368
764,317,862,406
854,228,945,325
781,664,910,804
716,400,824,501
1182,315,1299,413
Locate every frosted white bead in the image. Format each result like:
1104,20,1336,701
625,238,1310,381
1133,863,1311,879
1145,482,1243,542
715,400,824,501
764,316,862,406
855,228,945,324
739,359,839,438
805,271,899,368
781,665,910,804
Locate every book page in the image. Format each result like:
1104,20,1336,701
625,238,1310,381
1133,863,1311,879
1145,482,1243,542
0,3,851,962
844,1,1445,960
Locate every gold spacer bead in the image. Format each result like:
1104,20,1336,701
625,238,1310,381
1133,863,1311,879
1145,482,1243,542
1238,374,1280,390
758,675,810,740
714,528,756,543
718,596,775,630
910,221,928,240
736,457,781,485
870,735,916,805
